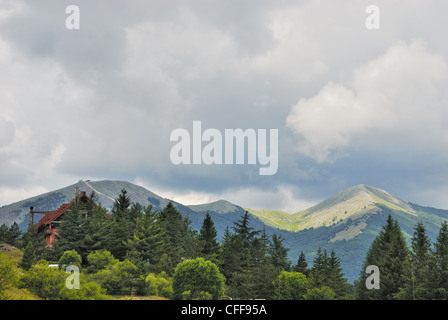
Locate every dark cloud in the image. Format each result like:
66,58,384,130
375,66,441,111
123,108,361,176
1,0,448,210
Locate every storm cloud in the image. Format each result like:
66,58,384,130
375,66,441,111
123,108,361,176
1,0,448,212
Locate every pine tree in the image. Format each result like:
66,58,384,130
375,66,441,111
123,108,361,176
309,247,328,288
112,188,131,217
82,204,110,253
431,220,448,298
101,216,134,261
125,205,168,266
397,221,432,299
253,253,276,299
293,251,309,276
198,213,221,263
159,202,199,268
231,211,260,244
220,226,240,281
0,224,8,243
327,250,350,299
220,212,262,299
355,215,409,300
5,222,21,245
269,233,290,273
54,204,87,257
21,241,37,270
100,189,137,261
251,229,276,299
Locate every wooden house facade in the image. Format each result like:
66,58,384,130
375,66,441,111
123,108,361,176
30,191,96,247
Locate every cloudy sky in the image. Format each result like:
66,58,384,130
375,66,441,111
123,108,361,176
1,0,448,212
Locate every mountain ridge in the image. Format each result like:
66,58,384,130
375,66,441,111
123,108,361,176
246,184,418,232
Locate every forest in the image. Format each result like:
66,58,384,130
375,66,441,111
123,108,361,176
1,188,448,300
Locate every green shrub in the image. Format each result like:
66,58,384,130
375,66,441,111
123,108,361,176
172,258,225,300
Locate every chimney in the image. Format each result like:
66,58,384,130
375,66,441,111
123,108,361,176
29,206,34,229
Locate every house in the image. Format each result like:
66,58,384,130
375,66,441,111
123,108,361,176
30,190,97,247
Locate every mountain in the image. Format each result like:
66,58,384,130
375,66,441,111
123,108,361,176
247,184,416,234
0,179,252,241
1,181,448,284
246,184,448,282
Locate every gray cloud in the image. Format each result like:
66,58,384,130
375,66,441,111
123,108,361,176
1,0,448,210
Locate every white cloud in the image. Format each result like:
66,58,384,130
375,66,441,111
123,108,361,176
140,182,316,214
286,40,448,163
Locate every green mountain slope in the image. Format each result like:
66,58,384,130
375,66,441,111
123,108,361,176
247,184,416,233
247,184,448,282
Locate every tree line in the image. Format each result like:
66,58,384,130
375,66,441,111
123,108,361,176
355,215,448,300
1,189,351,300
6,189,448,300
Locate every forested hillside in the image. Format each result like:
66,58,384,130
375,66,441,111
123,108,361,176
2,188,448,300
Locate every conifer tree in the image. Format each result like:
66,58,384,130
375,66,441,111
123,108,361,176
255,254,276,299
82,204,110,253
112,188,131,217
21,241,37,270
327,250,350,299
232,211,260,244
309,247,328,288
221,212,264,298
269,233,290,273
431,220,448,298
293,251,309,276
125,205,168,267
220,226,240,281
0,223,8,243
54,204,86,257
159,202,199,268
5,222,21,246
397,221,432,300
355,215,409,300
100,190,136,261
198,213,221,263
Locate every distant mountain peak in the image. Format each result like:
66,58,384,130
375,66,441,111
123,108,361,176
247,184,416,232
188,199,239,214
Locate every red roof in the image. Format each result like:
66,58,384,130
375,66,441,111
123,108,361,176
35,203,73,229
34,192,94,229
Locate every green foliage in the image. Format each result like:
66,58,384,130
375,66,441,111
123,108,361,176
125,206,167,267
355,215,409,300
292,251,309,275
53,204,88,259
145,272,173,298
308,248,350,299
0,251,20,299
58,250,82,269
18,260,67,300
304,286,336,300
21,242,37,271
172,257,225,300
159,202,200,270
431,220,448,298
181,290,212,300
269,233,290,272
91,259,139,295
59,273,110,300
86,249,118,273
0,222,22,246
198,212,221,264
0,224,7,243
274,271,308,300
20,187,447,301
396,221,432,299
